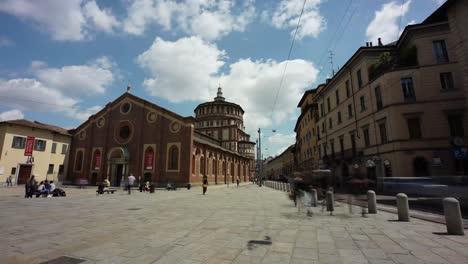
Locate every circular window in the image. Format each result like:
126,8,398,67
170,121,181,133
120,102,132,114
115,121,134,144
79,130,86,140
147,111,157,123
96,117,105,128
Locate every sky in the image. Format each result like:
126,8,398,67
0,0,445,157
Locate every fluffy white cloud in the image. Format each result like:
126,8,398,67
268,0,325,39
32,56,115,96
366,1,412,44
0,0,118,41
123,0,255,40
0,109,24,121
137,36,319,139
0,36,14,47
0,56,115,121
82,1,120,33
137,37,226,102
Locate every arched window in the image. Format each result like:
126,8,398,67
168,146,179,170
213,159,216,175
201,156,205,175
93,149,101,170
144,147,154,170
75,151,83,171
192,155,195,174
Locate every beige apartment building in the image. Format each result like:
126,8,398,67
0,119,71,185
296,0,468,186
295,87,320,175
263,145,295,180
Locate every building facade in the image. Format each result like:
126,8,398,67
263,145,295,181
0,120,71,184
67,89,253,187
296,0,468,186
194,87,256,176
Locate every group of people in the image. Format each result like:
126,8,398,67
24,175,62,198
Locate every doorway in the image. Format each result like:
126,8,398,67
17,165,32,184
413,157,429,177
91,172,98,185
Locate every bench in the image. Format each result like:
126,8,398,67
96,188,118,194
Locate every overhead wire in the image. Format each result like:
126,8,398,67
270,0,308,121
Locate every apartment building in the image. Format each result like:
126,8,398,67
296,0,467,186
0,119,71,184
263,144,295,180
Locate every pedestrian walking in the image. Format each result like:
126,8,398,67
236,176,240,187
6,174,12,187
202,176,208,195
127,174,136,195
138,176,143,192
25,175,37,198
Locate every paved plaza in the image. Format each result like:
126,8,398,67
1,184,468,264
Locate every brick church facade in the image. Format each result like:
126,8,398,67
66,88,255,187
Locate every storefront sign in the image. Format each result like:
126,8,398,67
24,136,35,156
145,150,154,170
94,151,101,170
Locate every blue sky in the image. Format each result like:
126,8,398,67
0,0,444,157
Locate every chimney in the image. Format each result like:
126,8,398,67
378,38,383,46
366,42,369,47
370,42,373,47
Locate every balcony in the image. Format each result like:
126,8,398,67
368,46,418,82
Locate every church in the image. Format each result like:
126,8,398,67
66,86,256,187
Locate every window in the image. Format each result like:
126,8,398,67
61,144,68,154
330,140,335,156
34,139,46,151
51,143,57,153
357,69,363,88
375,86,383,110
58,165,64,175
11,136,26,149
336,90,340,105
346,80,350,97
168,146,179,170
440,72,454,91
327,97,331,112
348,104,353,119
350,134,356,156
323,143,328,156
11,167,16,175
318,147,321,159
322,123,325,133
379,122,388,144
401,77,416,102
47,164,54,174
447,114,464,137
320,104,324,117
337,111,342,124
329,118,333,129
407,118,422,139
360,96,366,112
433,40,449,63
363,128,370,147
339,137,344,154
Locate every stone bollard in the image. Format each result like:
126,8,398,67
443,197,464,235
326,191,334,214
396,193,410,221
367,190,377,214
311,189,318,207
282,183,285,191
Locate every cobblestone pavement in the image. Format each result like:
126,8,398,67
1,184,468,264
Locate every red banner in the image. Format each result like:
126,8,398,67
94,151,101,170
24,136,35,156
145,149,154,170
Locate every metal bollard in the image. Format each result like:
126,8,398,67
326,191,334,214
311,189,318,207
396,193,410,221
443,197,464,235
367,190,377,214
